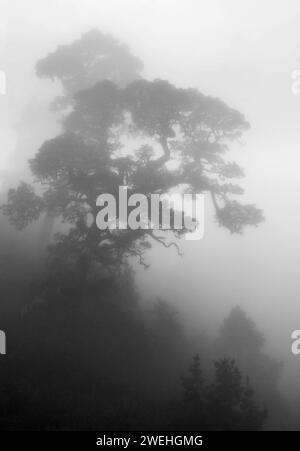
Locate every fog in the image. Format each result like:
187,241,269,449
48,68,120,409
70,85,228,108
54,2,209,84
1,0,300,431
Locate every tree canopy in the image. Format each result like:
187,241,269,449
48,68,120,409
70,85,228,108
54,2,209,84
181,355,266,430
36,29,143,109
2,30,264,281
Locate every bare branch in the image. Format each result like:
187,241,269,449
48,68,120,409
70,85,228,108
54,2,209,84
148,230,183,256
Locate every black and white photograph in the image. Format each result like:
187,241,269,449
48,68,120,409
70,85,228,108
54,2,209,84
0,0,300,444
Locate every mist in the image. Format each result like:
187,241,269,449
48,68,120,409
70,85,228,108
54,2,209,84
1,0,300,432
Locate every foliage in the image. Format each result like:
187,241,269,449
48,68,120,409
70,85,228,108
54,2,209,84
216,306,288,428
0,30,269,431
2,34,264,280
36,29,143,109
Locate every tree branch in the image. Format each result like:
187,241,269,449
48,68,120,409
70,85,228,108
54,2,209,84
148,230,183,256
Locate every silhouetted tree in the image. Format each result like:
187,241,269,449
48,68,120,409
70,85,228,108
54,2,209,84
181,355,266,430
0,30,266,431
215,307,289,429
208,358,266,430
34,30,144,253
217,306,265,359
2,32,264,295
180,354,207,429
182,354,204,404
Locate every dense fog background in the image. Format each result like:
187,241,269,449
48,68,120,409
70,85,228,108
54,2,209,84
1,0,300,430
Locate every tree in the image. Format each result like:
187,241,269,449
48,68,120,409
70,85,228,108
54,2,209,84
181,355,266,430
147,299,188,397
216,307,283,398
36,29,143,110
208,358,266,430
2,31,264,294
215,307,288,429
217,306,265,359
182,354,204,404
178,354,206,430
35,29,144,251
